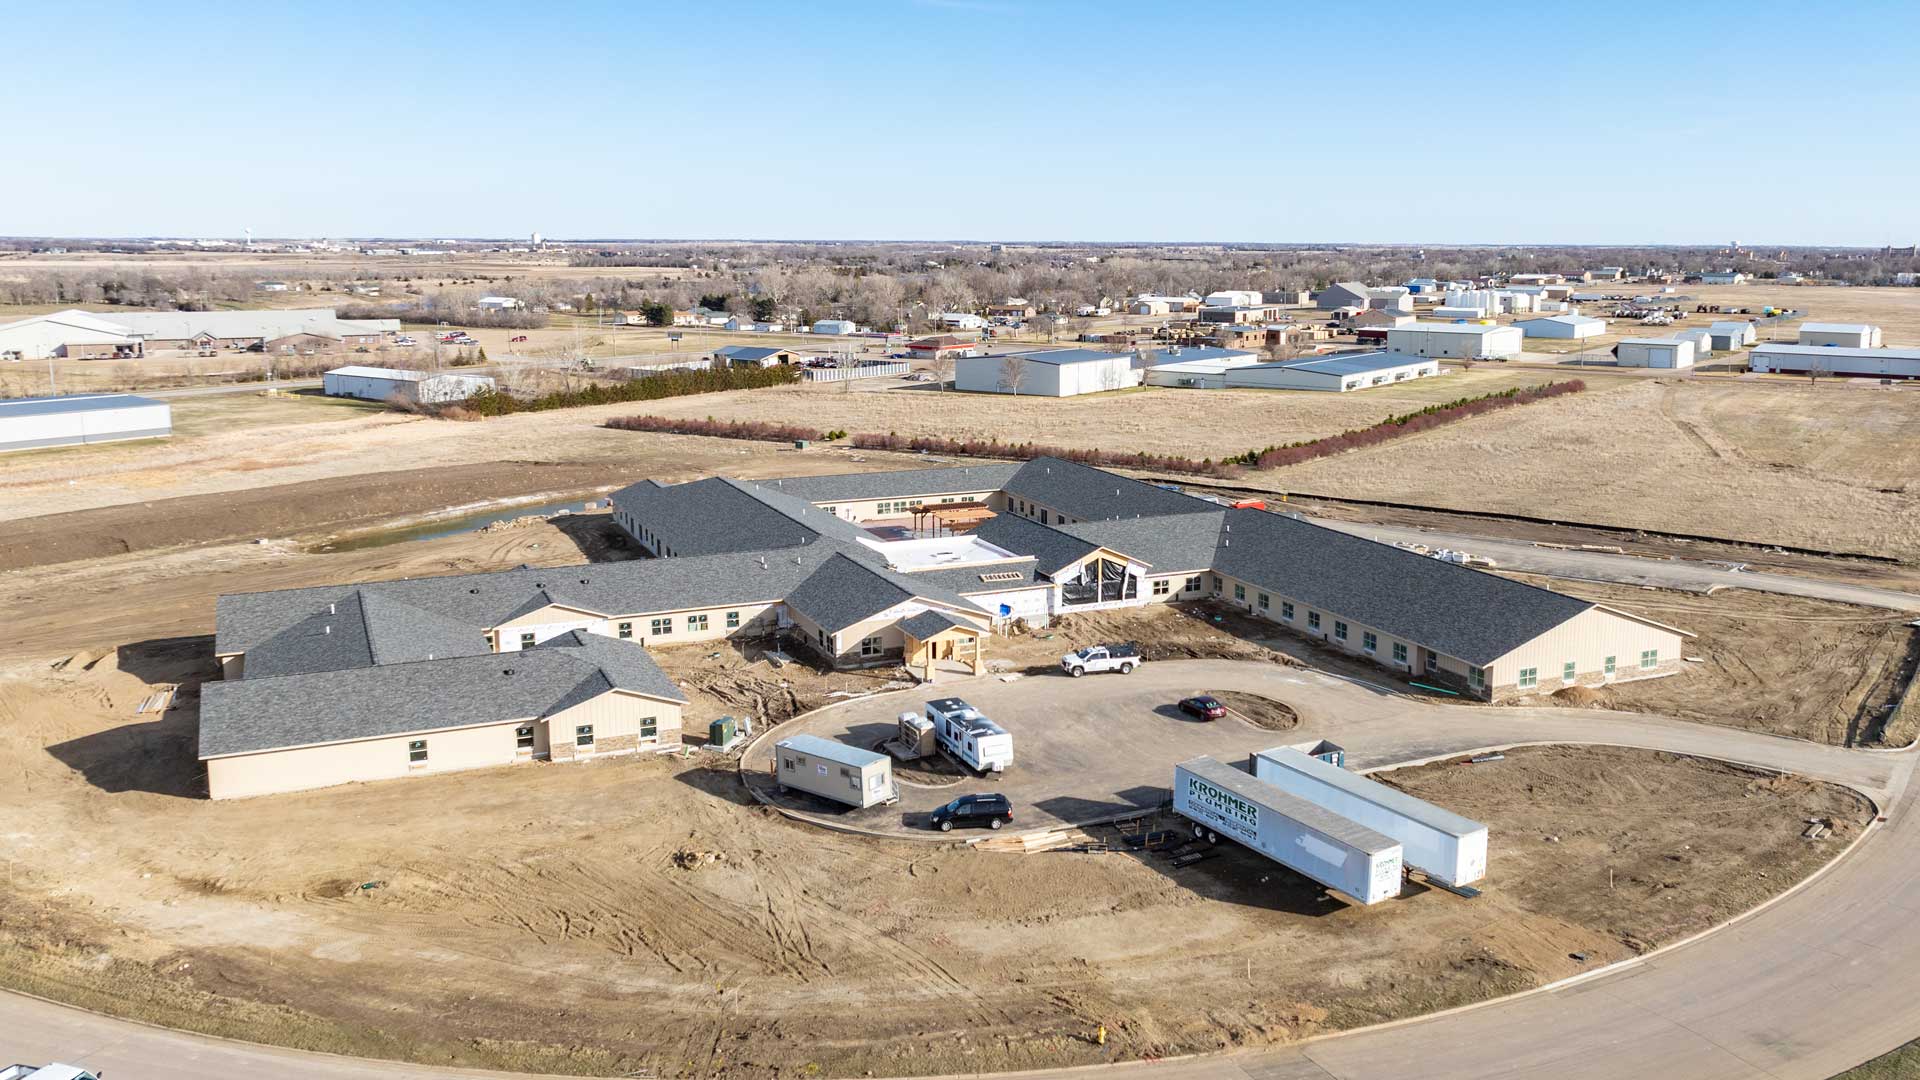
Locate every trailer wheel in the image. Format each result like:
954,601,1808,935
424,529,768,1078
939,819,953,832
1192,822,1205,839
1207,830,1220,845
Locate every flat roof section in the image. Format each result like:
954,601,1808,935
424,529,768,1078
0,392,166,417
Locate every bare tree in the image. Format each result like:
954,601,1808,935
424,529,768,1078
999,353,1027,396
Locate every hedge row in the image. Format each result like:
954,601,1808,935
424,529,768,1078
1226,380,1587,468
606,415,827,443
846,433,1236,477
456,365,800,417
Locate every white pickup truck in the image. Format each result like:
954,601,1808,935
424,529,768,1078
1060,643,1143,677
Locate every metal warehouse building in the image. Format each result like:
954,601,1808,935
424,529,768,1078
1615,337,1696,369
323,365,496,404
1223,351,1439,392
1797,323,1882,349
1513,314,1606,340
0,392,172,453
1386,323,1524,360
956,349,1139,396
1748,344,1920,379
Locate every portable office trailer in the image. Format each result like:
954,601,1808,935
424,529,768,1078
925,697,1014,772
0,393,172,454
323,366,495,403
1173,756,1403,905
774,734,897,808
1250,747,1487,887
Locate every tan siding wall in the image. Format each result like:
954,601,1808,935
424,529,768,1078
207,718,532,800
546,692,683,762
615,602,781,648
1488,608,1688,696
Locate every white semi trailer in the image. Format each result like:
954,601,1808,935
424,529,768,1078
1251,746,1487,888
1173,756,1403,906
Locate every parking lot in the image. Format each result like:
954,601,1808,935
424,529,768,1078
744,660,1399,837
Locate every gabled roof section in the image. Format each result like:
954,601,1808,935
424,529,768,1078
199,637,684,759
755,463,1021,504
970,513,1099,576
781,552,918,633
1059,511,1229,574
900,610,971,640
609,475,834,556
1004,456,1220,523
1211,509,1593,667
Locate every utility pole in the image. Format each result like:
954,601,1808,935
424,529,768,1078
46,355,56,396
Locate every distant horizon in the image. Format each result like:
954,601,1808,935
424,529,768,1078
4,236,1908,252
4,1,1918,244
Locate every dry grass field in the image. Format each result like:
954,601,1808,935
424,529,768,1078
1250,378,1920,560
631,367,1571,459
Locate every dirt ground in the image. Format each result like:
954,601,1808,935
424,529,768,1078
1503,577,1919,747
0,621,1869,1078
1252,378,1920,562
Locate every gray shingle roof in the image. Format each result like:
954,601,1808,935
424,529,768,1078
781,552,918,633
1211,509,1592,666
199,636,682,759
1060,512,1228,573
970,514,1098,576
1003,457,1220,523
610,477,834,556
900,610,969,640
755,463,1021,504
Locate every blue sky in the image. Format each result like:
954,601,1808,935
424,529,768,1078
4,0,1917,245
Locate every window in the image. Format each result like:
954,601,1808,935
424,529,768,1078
575,724,595,747
1233,584,1246,602
1040,509,1050,524
1258,592,1270,610
515,725,535,749
408,739,428,763
1605,655,1617,676
860,635,884,657
650,617,672,636
1469,666,1486,690
519,632,535,648
1152,578,1171,596
1640,649,1659,670
817,627,827,647
1334,621,1348,642
1517,667,1538,689
1307,611,1321,630
1212,575,1222,592
1564,660,1577,683
639,717,658,740
726,610,741,629
617,621,633,639
1281,601,1294,621
687,613,709,632
1185,576,1202,593
1392,642,1408,665
1363,631,1378,653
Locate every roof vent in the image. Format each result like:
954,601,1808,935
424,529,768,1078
324,625,331,635
328,602,336,615
579,578,589,585
470,587,479,594
503,667,515,676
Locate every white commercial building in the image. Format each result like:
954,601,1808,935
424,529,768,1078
1386,323,1523,360
811,319,858,335
1139,346,1261,388
1513,314,1607,339
1673,328,1714,357
1797,323,1883,348
0,311,144,360
1709,321,1758,350
323,365,496,404
1748,344,1920,379
956,349,1139,396
1614,337,1696,369
476,296,521,311
1203,290,1263,308
0,392,172,454
939,312,986,330
1222,352,1440,392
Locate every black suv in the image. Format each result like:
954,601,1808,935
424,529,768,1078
930,793,1013,832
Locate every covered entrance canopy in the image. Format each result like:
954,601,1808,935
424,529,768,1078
900,610,984,683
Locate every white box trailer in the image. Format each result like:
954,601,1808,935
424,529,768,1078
925,697,1013,773
774,734,898,809
1173,756,1403,905
1251,746,1487,887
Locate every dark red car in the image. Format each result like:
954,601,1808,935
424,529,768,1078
1178,695,1227,720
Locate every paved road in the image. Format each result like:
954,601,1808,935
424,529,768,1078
5,660,1913,1079
1313,517,1920,614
